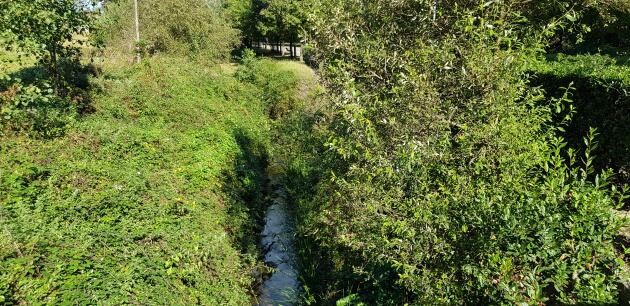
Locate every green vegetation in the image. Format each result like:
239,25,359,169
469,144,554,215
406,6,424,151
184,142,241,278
98,0,239,61
0,0,304,304
1,55,274,304
269,1,630,304
3,0,630,305
530,53,630,83
236,50,301,118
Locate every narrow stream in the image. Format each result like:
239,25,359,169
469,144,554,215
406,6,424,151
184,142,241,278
257,182,301,305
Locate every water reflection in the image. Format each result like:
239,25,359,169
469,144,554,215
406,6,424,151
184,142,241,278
257,188,301,305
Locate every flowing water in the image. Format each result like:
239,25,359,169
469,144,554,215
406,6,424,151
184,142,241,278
257,184,301,305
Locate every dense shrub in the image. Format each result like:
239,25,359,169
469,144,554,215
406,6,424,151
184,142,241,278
544,2,630,54
283,0,628,304
0,78,75,138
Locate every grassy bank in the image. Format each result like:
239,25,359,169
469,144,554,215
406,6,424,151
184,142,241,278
0,55,273,304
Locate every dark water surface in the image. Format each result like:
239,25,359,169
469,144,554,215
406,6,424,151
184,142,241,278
257,186,301,306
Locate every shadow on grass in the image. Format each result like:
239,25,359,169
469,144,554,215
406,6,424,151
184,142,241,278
615,56,630,67
0,59,97,139
531,73,630,188
220,128,270,255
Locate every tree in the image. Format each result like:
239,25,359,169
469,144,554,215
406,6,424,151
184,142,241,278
0,0,92,93
225,0,264,47
226,0,306,57
259,0,306,57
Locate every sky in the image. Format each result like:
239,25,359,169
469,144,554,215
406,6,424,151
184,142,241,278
77,0,104,11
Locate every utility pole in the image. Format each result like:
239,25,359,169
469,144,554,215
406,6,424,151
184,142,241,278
134,0,141,63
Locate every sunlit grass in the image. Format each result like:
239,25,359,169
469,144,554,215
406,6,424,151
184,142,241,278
0,50,37,76
530,53,630,84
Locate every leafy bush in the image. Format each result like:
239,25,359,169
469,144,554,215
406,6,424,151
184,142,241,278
0,78,75,138
544,2,630,54
281,0,628,304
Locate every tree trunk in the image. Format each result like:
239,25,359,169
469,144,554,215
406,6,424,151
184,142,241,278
50,47,60,96
290,41,294,59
